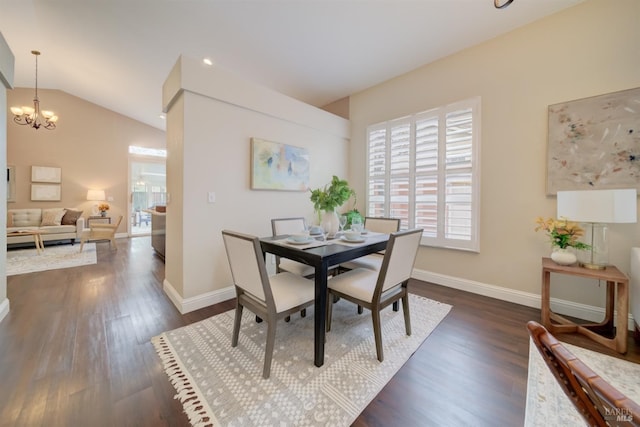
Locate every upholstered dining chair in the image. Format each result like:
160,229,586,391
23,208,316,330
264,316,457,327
79,215,123,252
340,217,401,272
271,217,315,277
326,228,423,362
222,229,315,379
527,321,640,426
340,217,402,314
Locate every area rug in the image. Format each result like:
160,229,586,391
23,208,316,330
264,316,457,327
6,243,97,276
152,293,451,426
525,338,640,426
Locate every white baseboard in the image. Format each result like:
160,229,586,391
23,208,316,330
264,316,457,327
413,268,636,331
163,278,235,314
0,297,10,323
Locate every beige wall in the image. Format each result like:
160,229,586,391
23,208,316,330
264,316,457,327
349,0,640,310
163,56,350,312
7,89,165,233
322,97,350,120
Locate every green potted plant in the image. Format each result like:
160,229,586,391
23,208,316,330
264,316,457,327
344,208,363,229
309,175,355,234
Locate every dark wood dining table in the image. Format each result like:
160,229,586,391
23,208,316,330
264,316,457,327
260,233,389,367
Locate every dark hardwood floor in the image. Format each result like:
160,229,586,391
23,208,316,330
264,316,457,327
1,237,638,426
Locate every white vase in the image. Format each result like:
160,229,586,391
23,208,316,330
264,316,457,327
550,247,577,266
321,210,339,236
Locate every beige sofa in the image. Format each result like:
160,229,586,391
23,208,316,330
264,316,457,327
7,208,85,246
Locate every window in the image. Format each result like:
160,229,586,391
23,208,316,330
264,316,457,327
366,97,480,251
129,145,167,158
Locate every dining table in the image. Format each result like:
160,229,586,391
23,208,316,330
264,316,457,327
260,232,390,367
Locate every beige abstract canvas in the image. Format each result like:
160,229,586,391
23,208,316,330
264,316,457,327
546,87,640,195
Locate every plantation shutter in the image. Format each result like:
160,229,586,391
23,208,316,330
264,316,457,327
367,126,386,217
365,97,479,252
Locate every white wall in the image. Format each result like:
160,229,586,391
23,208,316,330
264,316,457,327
163,56,349,313
0,33,14,323
349,0,640,312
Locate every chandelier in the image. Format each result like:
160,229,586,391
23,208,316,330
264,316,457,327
10,50,58,130
494,0,514,8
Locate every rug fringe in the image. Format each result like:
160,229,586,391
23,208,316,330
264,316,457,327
152,335,216,427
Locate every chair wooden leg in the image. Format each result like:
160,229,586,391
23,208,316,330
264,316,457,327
402,294,411,336
263,320,276,379
393,301,399,312
232,304,243,347
357,305,363,314
285,316,291,322
372,309,384,362
79,240,85,252
300,308,306,318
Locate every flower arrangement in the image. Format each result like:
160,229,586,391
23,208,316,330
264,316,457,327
98,203,110,213
534,217,590,250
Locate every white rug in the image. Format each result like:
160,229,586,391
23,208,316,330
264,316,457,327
525,338,640,426
152,293,451,427
6,243,97,276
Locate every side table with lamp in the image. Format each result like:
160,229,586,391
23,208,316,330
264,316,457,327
540,188,637,353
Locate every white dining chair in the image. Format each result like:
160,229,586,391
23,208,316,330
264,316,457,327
271,217,315,277
222,230,315,379
326,228,423,362
340,217,401,272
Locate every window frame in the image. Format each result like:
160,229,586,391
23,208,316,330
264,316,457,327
365,97,481,252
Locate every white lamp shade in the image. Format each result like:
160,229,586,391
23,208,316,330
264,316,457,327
87,189,106,201
557,189,637,223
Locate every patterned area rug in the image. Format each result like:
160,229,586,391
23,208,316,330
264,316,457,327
152,293,451,426
6,243,97,276
525,338,640,426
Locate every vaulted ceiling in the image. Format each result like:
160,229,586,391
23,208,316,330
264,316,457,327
1,0,583,130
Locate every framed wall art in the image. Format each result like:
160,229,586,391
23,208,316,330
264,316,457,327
31,166,62,183
546,87,640,195
250,138,310,191
31,184,61,201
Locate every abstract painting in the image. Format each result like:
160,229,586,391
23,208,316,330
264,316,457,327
546,87,640,195
250,138,310,191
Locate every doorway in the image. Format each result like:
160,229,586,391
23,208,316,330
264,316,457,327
129,158,166,236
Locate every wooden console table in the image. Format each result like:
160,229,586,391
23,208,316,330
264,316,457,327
541,257,629,353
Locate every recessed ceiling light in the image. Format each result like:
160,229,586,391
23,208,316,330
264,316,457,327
203,58,213,66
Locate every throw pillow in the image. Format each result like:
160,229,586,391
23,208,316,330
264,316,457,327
61,209,83,225
41,208,66,226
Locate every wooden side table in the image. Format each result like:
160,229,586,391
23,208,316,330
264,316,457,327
87,216,111,227
541,257,629,353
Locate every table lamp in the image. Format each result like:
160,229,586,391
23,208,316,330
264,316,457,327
557,188,637,269
87,189,106,216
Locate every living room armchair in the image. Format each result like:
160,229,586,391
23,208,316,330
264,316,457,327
80,215,123,252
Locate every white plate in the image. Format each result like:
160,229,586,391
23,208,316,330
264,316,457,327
341,236,365,243
286,237,314,245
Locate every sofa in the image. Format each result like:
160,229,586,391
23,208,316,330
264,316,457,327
7,208,85,246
